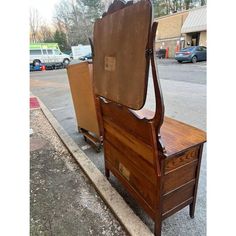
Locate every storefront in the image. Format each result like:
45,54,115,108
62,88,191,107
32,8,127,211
155,6,207,58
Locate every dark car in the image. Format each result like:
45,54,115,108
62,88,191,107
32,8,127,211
79,53,92,61
175,46,207,63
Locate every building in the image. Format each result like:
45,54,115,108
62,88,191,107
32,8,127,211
155,6,207,58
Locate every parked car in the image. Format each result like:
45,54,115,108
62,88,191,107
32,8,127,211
175,46,207,63
79,53,92,61
70,53,73,60
71,44,91,60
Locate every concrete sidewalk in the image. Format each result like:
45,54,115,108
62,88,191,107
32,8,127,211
30,97,154,236
30,107,127,236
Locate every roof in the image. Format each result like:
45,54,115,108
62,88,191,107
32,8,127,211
30,43,59,50
155,9,190,21
181,6,206,33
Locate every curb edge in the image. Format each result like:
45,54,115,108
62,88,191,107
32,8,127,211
36,96,154,236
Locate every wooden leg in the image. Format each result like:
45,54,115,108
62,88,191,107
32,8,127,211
189,203,195,219
105,167,110,179
190,144,203,219
154,216,162,236
96,144,102,153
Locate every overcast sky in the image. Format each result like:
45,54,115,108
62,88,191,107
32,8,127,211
30,0,59,24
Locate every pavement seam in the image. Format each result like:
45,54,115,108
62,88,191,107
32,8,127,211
37,96,154,236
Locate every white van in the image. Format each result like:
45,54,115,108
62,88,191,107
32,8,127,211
30,47,70,67
71,44,91,60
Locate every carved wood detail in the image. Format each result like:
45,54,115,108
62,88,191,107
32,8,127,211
102,0,134,17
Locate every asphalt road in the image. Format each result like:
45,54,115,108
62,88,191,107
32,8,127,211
30,58,206,235
157,59,206,85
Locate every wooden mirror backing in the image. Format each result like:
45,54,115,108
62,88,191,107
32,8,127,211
93,0,152,110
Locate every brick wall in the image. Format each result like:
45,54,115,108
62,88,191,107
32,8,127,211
155,11,189,58
156,12,189,40
155,10,207,58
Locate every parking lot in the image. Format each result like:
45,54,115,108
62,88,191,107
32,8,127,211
30,58,206,235
158,59,206,85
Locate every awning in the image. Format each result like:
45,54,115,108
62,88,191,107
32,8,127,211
181,6,206,33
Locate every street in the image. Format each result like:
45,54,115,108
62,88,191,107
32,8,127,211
30,58,206,235
157,59,206,85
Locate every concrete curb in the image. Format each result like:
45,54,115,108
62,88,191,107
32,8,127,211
37,97,154,236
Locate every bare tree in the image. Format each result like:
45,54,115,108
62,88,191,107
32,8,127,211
52,0,207,48
39,22,53,42
53,0,105,46
153,0,205,17
53,0,74,46
29,8,41,42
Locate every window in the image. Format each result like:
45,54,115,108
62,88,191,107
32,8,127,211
42,49,47,55
54,49,60,55
30,50,42,55
47,49,53,55
196,47,203,51
182,47,195,51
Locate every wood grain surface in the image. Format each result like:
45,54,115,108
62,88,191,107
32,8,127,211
93,1,206,235
66,62,100,137
93,0,152,110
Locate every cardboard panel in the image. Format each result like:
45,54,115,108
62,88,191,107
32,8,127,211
67,62,100,137
93,0,152,110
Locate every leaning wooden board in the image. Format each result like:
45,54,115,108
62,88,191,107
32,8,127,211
67,62,100,138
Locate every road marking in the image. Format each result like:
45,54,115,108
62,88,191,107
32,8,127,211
51,106,66,111
81,144,91,151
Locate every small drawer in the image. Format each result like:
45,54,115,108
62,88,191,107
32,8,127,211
164,146,199,174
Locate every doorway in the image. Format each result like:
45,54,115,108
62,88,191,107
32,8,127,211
190,32,200,46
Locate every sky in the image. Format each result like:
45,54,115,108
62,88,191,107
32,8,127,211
30,0,59,24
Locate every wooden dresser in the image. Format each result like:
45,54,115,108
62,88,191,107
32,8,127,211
92,1,206,235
